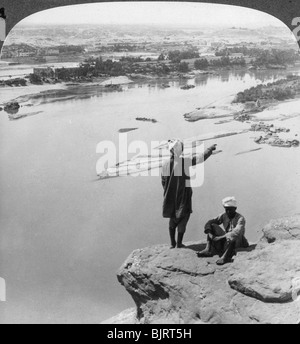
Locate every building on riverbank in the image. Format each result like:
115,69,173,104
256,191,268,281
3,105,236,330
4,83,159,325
33,67,55,78
33,65,84,81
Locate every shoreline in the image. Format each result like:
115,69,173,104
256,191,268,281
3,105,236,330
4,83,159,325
2,68,300,135
0,62,294,91
1,62,299,96
0,68,296,106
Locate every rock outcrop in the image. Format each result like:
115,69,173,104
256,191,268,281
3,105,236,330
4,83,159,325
3,102,20,115
250,122,299,148
107,216,300,324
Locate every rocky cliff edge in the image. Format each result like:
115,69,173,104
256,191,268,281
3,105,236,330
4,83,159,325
103,215,300,324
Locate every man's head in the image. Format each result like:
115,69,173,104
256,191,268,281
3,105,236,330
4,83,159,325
222,196,237,219
168,139,184,157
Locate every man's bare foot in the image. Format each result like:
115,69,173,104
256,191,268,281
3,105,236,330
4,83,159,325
197,250,213,258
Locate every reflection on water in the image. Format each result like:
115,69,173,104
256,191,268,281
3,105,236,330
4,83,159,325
0,67,300,323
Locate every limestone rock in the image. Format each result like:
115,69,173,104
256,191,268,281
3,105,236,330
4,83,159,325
228,241,300,303
109,216,300,324
259,215,300,243
101,308,138,324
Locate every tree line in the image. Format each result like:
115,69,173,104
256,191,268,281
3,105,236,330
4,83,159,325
233,75,300,103
194,56,246,69
216,47,299,66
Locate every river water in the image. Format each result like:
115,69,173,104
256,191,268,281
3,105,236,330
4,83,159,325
0,67,300,323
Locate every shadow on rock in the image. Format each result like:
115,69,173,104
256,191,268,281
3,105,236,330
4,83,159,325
185,243,207,252
236,244,257,253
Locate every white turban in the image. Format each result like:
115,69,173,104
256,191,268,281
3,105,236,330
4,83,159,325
168,139,184,157
222,196,237,208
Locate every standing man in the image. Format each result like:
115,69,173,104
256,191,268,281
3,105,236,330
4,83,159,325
197,196,249,265
161,139,217,249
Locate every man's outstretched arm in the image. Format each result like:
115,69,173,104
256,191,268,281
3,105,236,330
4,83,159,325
192,144,217,166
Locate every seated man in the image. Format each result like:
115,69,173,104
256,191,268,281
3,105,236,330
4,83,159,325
197,196,249,265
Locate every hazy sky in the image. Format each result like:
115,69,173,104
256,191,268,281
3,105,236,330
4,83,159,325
19,2,284,28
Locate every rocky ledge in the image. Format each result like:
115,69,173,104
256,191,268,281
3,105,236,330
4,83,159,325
105,216,300,324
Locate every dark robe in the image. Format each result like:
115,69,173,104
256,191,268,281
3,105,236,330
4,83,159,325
161,147,214,219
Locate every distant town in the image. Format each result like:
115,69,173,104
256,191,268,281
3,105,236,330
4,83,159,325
2,24,298,58
1,24,299,85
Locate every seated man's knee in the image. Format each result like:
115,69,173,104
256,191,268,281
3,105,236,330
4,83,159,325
204,223,214,234
211,224,225,237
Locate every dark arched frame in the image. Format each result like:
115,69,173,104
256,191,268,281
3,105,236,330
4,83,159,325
0,0,300,53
